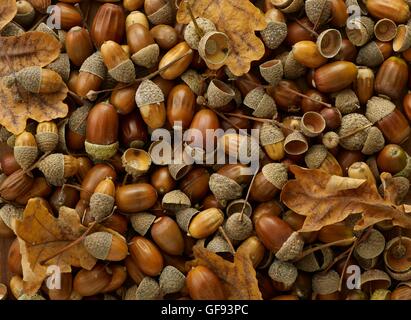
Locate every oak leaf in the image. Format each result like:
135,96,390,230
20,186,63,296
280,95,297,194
14,198,97,295
0,0,17,31
177,0,267,76
281,166,411,233
187,245,262,300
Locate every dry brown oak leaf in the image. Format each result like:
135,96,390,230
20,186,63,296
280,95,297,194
0,31,68,135
13,198,97,295
281,165,411,233
177,0,267,76
187,245,262,300
0,0,17,30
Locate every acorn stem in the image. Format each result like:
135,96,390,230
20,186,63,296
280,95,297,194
339,123,373,139
239,165,259,222
338,236,358,292
282,87,332,108
218,226,236,254
185,0,204,38
292,18,319,37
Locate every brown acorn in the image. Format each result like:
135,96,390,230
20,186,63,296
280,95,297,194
129,236,164,276
260,123,285,161
13,131,38,170
88,177,116,222
187,265,226,300
76,52,107,98
292,41,327,69
35,121,58,153
353,67,374,105
260,8,287,49
150,24,179,50
65,27,94,67
54,3,82,30
38,153,78,186
249,163,288,202
110,83,138,115
188,208,224,239
374,56,408,100
73,264,112,297
127,23,159,68
115,183,158,213
0,169,34,201
15,67,64,94
151,216,184,256
84,231,128,261
158,42,193,80
135,80,166,129
91,3,125,48
166,84,195,129
313,61,358,93
366,0,410,24
144,0,174,25
101,41,136,83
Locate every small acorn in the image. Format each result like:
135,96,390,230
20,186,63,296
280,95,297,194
77,52,107,98
188,208,224,239
259,59,283,86
35,121,58,153
334,89,360,115
125,277,160,300
101,41,136,83
83,231,128,261
305,0,331,26
338,113,372,151
15,67,64,94
121,148,152,179
162,190,191,212
322,131,340,149
175,207,199,233
47,53,70,82
145,0,174,25
127,23,160,68
355,229,385,260
259,123,285,161
38,153,78,186
224,212,253,241
249,163,288,202
14,131,38,170
130,212,156,236
206,235,232,253
243,87,277,118
159,266,186,295
14,0,35,27
184,17,216,50
260,8,287,49
304,144,343,176
88,177,115,222
268,260,298,291
135,80,166,129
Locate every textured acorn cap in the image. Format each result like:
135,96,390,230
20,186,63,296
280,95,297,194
296,246,333,272
354,253,378,270
198,31,230,65
347,16,374,46
130,212,156,236
346,0,368,14
15,66,42,93
89,193,115,222
209,173,243,201
356,41,385,67
260,123,284,147
36,22,57,38
284,131,309,155
362,126,385,155
14,145,38,170
338,113,371,151
280,0,304,13
316,29,342,58
268,260,298,288
226,199,252,217
131,43,160,68
83,232,113,260
374,19,397,42
0,204,23,229
125,277,160,300
176,208,199,233
80,52,107,80
47,53,70,82
276,231,304,261
162,190,191,212
224,212,253,241
38,153,65,186
387,176,410,201
85,141,119,161
108,59,136,83
181,69,205,96
1,22,24,36
35,132,58,153
335,89,360,115
366,96,396,124
259,59,283,86
395,155,411,179
18,294,45,300
69,104,91,136
283,51,306,80
262,163,288,190
305,0,331,26
147,1,174,25
355,229,385,260
243,87,278,118
159,266,185,295
312,270,340,295
361,269,391,289
206,235,232,253
135,79,164,108
168,163,192,180
184,17,216,50
207,79,235,108
305,144,328,169
393,24,411,52
260,21,287,50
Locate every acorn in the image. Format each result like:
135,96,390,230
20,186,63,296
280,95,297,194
334,89,359,115
0,169,34,201
158,41,193,80
47,53,70,82
296,246,333,272
283,131,308,156
188,208,224,239
15,67,64,94
35,121,58,153
198,31,230,66
101,41,136,83
84,231,128,261
125,277,160,300
209,173,243,203
354,229,385,260
0,204,23,230
259,59,283,86
135,79,166,129
374,18,397,42
250,163,288,202
305,0,331,26
73,264,112,297
159,266,186,295
77,52,107,98
127,23,159,68
150,24,179,50
151,216,184,256
346,16,374,46
260,123,285,161
14,0,35,27
126,11,149,30
337,113,372,151
54,3,82,30
181,69,206,96
184,17,216,50
116,183,158,213
277,51,306,80
243,87,277,118
91,3,125,48
313,61,358,93
292,41,327,69
38,153,78,186
129,236,164,276
175,207,199,233
366,0,410,24
65,27,93,67
329,0,348,27
207,235,232,254
312,270,340,296
121,148,151,179
260,8,287,49
223,212,252,241
354,67,374,105
366,96,411,145
376,144,407,174
268,260,298,291
130,212,156,236
375,56,408,100
88,178,115,222
206,79,235,109
186,265,226,300
356,41,387,68
361,269,391,292
144,0,174,25
305,144,343,176
14,131,38,170
67,104,91,151
384,236,411,281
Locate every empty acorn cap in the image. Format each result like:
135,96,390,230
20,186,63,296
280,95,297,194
393,24,411,52
354,253,378,270
275,232,303,262
121,148,152,178
175,208,199,232
162,190,191,212
365,96,396,124
209,173,243,201
159,266,185,295
224,212,253,241
259,59,283,86
374,18,397,42
125,277,160,300
207,79,235,108
305,0,331,26
85,141,119,161
262,163,288,190
0,204,23,229
184,17,216,50
305,144,327,169
47,53,70,82
207,235,232,253
346,16,374,46
284,131,309,155
38,153,65,186
80,52,107,79
243,87,277,118
168,163,192,180
296,246,333,272
362,126,385,155
361,269,391,289
355,229,385,260
83,232,112,260
338,113,371,151
226,199,252,217
282,51,306,80
198,31,230,65
260,123,285,146
108,59,136,83
135,79,164,108
181,69,205,96
130,212,156,236
280,0,304,13
268,260,298,288
335,89,360,115
317,29,342,58
131,43,160,68
312,270,340,295
147,1,174,25
260,21,287,50
356,41,385,67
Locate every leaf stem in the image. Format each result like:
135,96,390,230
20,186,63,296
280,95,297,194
218,226,236,254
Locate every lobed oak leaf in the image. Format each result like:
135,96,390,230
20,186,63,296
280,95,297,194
14,198,97,295
177,0,267,76
0,0,17,31
187,245,262,300
281,165,411,233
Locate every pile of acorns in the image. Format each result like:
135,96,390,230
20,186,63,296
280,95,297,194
2,0,411,300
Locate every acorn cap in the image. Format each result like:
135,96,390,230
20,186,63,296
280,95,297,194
162,190,191,212
80,52,107,80
207,79,235,108
374,18,397,42
387,176,410,201
296,246,333,272
38,153,65,186
209,173,243,201
121,148,152,178
284,131,309,155
259,59,283,86
181,69,205,96
15,66,42,93
47,53,70,82
395,155,411,179
168,163,192,180
35,131,58,154
135,79,164,108
366,96,396,124
131,43,160,68
356,41,385,67
130,212,156,236
89,193,115,222
0,204,23,229
260,21,287,50
147,1,174,25
206,235,232,253
125,277,160,300
14,145,38,170
362,126,385,155
268,260,298,288
175,208,199,233
361,269,391,289
198,31,230,65
275,231,304,261
184,17,216,50
335,89,360,115
346,17,374,46
1,22,24,36
108,58,136,83
83,232,113,260
305,144,328,169
18,294,45,300
57,119,69,153
280,0,304,13
393,24,411,52
262,163,288,190
159,266,185,295
226,199,252,217
355,229,385,260
338,113,371,151
260,123,284,147
283,51,306,80
305,0,331,26
243,87,277,118
85,141,119,161
312,270,340,295
224,212,253,241
316,29,342,59
69,104,91,136
36,22,57,38
354,253,378,270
